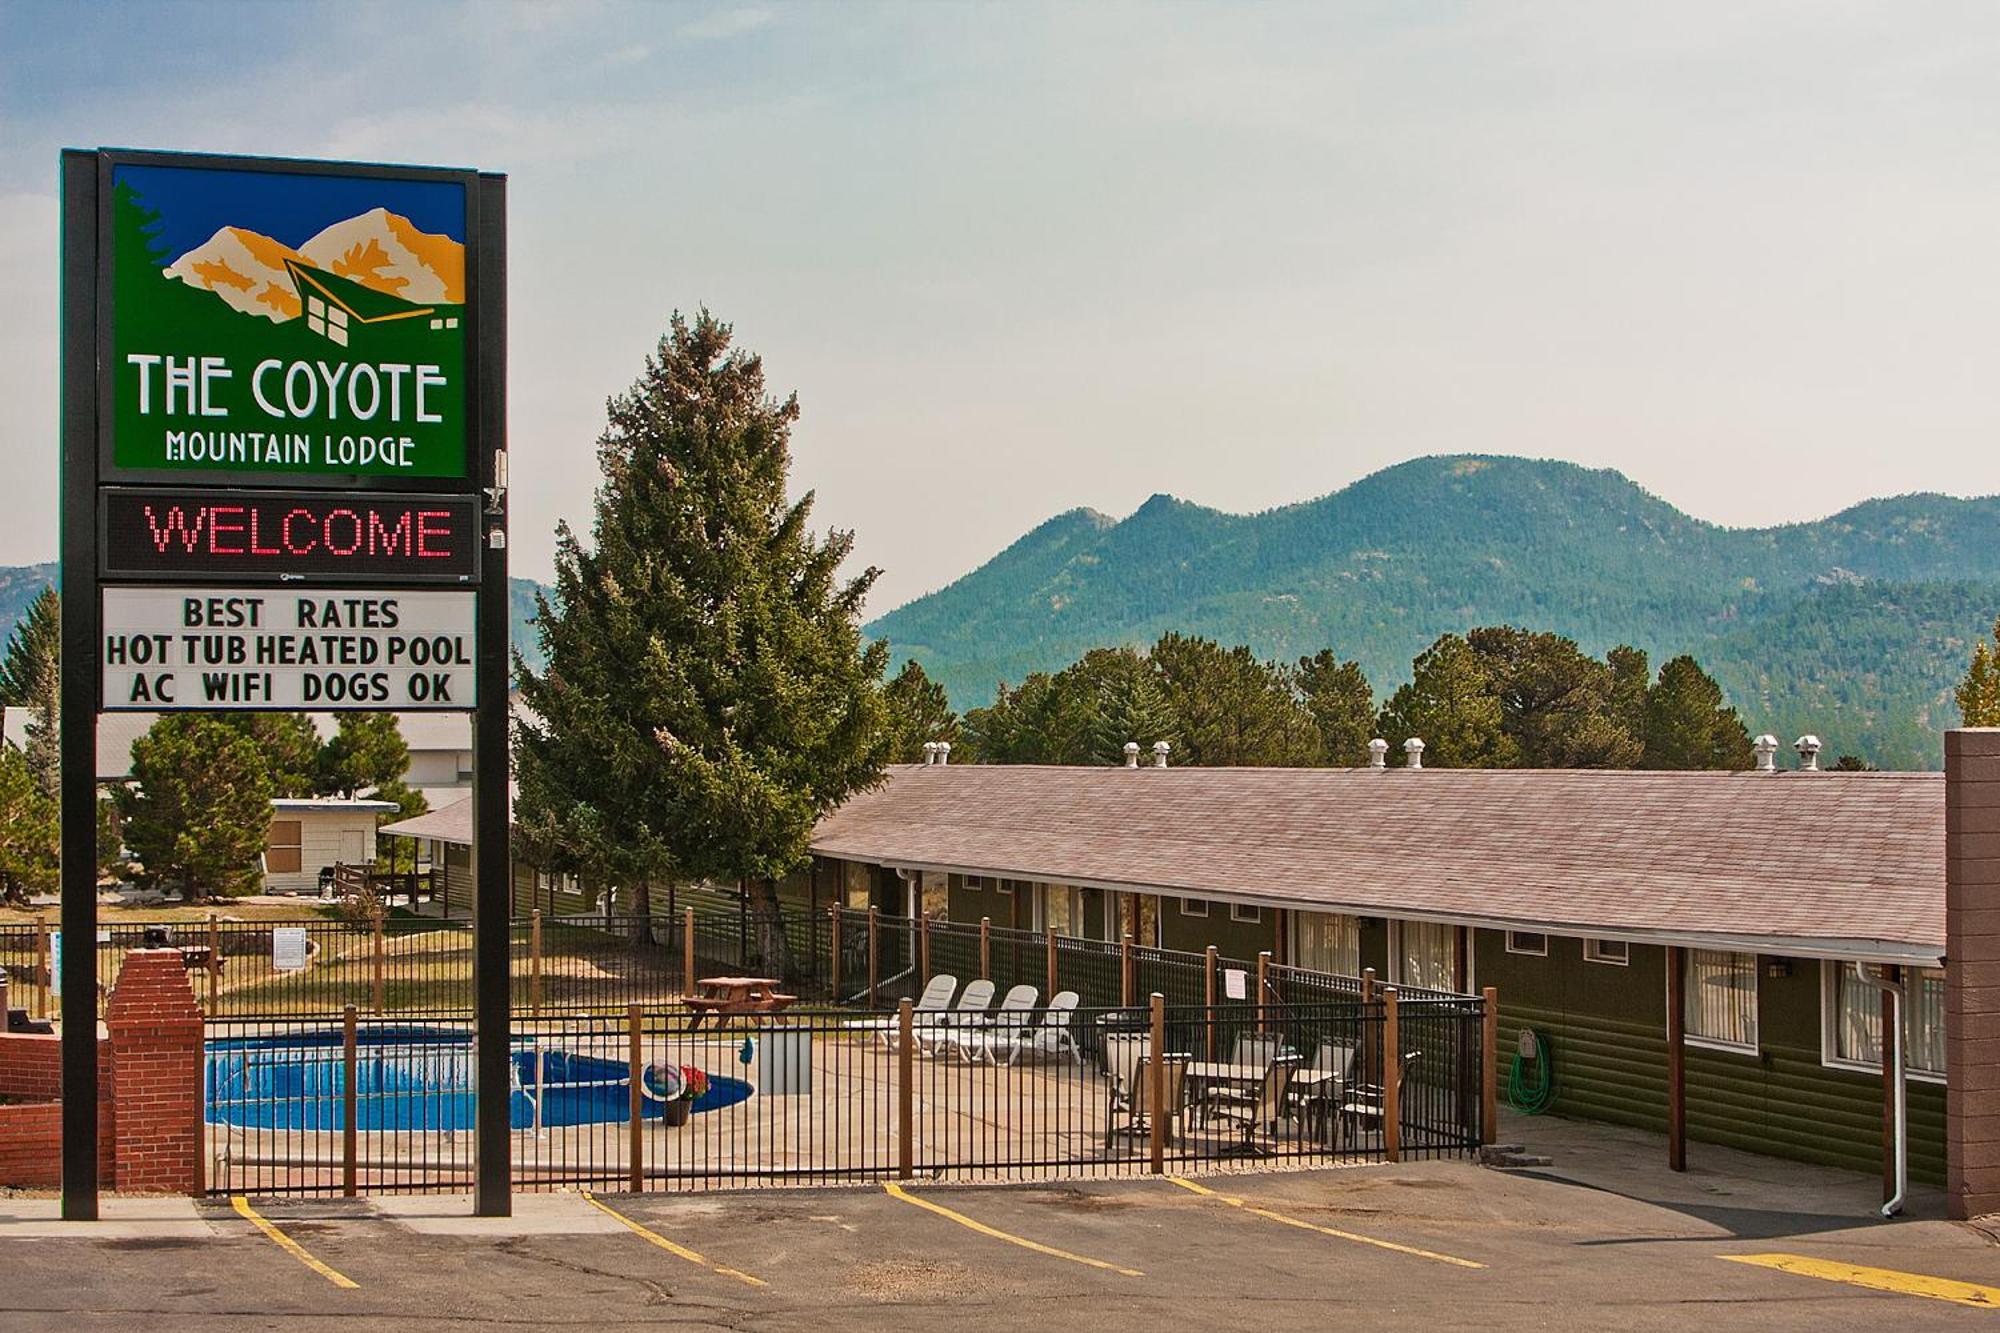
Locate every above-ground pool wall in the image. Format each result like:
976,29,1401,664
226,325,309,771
1474,931,1944,1184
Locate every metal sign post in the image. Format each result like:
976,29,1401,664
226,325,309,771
58,148,508,1217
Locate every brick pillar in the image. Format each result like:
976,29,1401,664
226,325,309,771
103,950,203,1196
1946,729,2000,1220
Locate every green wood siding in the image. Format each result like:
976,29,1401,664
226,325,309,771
1475,930,1944,1184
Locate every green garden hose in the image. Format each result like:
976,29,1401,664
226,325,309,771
1507,1027,1556,1115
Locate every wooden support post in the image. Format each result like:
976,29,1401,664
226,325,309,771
206,914,220,1011
681,906,696,997
1666,945,1686,1173
897,997,914,1180
919,910,931,984
829,903,843,1001
34,916,48,1019
1453,926,1468,993
1204,945,1218,1061
530,909,543,1017
371,908,386,1013
1121,933,1135,1008
979,916,991,981
628,1004,645,1192
1884,963,1899,1203
1045,927,1057,997
1149,992,1168,1172
1274,908,1286,965
1256,950,1272,1033
868,907,880,1008
1383,986,1401,1163
1481,986,1499,1146
342,1006,358,1197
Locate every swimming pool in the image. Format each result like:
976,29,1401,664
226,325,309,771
205,1027,753,1132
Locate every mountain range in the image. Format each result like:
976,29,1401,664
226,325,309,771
164,207,464,323
865,456,2000,769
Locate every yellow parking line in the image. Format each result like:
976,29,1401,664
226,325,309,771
1721,1254,2000,1310
230,1196,359,1289
580,1191,768,1288
1165,1176,1485,1270
882,1182,1144,1277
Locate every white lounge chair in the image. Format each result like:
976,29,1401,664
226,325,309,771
943,983,1039,1062
845,973,958,1046
918,977,995,1053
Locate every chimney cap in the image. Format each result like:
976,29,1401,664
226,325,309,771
1152,740,1170,769
1368,737,1389,768
1752,734,1779,772
936,740,952,765
1403,736,1425,770
1123,741,1141,768
1794,734,1821,772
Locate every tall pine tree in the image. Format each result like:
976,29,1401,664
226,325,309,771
1958,619,2000,727
881,660,961,763
0,588,61,798
514,312,889,967
1642,655,1755,769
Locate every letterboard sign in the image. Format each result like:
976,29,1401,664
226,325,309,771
101,488,478,582
101,586,475,711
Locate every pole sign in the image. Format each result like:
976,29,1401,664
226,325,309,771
106,158,472,483
102,587,476,709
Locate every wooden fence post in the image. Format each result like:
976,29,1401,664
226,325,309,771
342,1005,358,1197
1149,992,1167,1174
628,1005,646,1192
897,997,914,1180
682,906,695,996
979,916,991,981
1121,933,1134,1008
1045,928,1057,997
1383,986,1401,1163
530,909,543,1017
867,907,880,1008
1204,945,1218,1060
1256,950,1271,1034
371,908,386,1013
206,913,220,1011
1481,986,1499,1147
829,903,843,1001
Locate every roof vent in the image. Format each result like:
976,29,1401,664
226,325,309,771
936,741,951,766
1752,734,1779,772
1153,740,1170,769
1123,741,1140,769
922,741,939,766
1404,737,1425,770
1794,734,1821,772
1368,737,1389,769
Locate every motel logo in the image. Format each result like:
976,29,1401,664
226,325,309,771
110,163,469,478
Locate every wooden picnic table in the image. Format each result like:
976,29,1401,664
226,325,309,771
685,976,797,1028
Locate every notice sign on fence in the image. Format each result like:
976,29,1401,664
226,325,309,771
101,586,476,710
271,927,308,972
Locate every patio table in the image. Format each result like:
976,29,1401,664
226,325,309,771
686,976,796,1028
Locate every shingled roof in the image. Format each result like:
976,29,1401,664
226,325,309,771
811,765,1946,965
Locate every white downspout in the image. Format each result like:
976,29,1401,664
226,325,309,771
1853,961,1907,1218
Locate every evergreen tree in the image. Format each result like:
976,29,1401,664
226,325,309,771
117,716,273,900
1376,634,1517,767
223,713,322,796
1606,644,1651,744
1149,633,1317,766
316,713,411,798
514,311,888,968
1642,655,1755,770
0,744,58,907
1958,620,2000,726
1296,650,1374,766
1468,626,1641,768
881,660,960,763
1076,647,1174,764
0,588,60,798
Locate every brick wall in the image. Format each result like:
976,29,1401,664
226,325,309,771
1946,728,2000,1220
0,1030,115,1186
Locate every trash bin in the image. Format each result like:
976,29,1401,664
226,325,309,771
757,1026,812,1096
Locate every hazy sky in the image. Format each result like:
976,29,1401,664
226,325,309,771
4,2,1998,614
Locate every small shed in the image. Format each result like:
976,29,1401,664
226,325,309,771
264,797,398,894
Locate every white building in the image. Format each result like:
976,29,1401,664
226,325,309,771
263,797,399,894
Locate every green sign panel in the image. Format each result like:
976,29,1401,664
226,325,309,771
110,161,469,480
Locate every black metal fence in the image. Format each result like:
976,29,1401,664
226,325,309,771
202,993,1491,1197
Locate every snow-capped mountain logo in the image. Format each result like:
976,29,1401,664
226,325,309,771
164,206,465,324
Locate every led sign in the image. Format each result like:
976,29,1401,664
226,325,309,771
101,488,477,582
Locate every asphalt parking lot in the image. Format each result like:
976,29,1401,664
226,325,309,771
3,1148,1997,1332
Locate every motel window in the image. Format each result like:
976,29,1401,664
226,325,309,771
1394,920,1457,992
1823,962,1946,1081
1506,931,1549,957
1230,902,1261,924
920,871,949,918
1117,893,1162,947
1584,939,1630,966
1042,884,1085,938
1289,912,1360,977
1180,898,1210,918
267,820,303,875
840,859,873,910
1684,949,1758,1053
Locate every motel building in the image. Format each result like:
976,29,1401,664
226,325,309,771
804,732,1999,1221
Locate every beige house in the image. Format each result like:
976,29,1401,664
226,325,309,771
263,798,398,894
